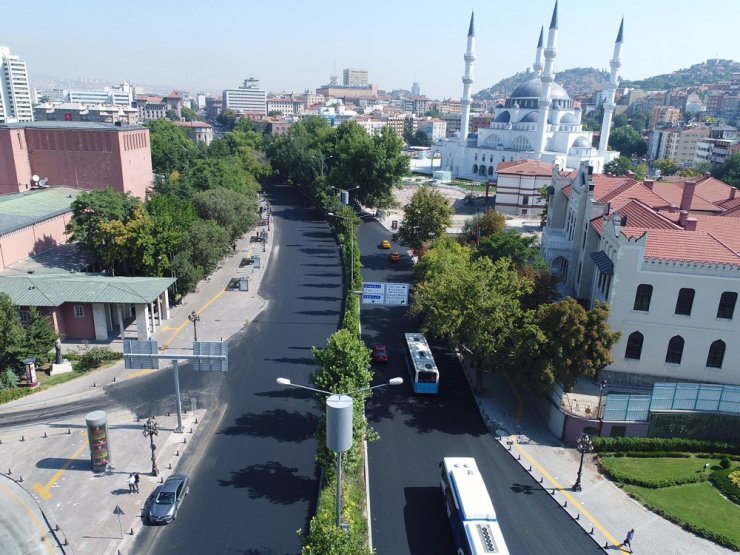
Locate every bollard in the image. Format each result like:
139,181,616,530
167,411,171,417
194,418,198,424
175,449,180,456
92,382,96,387
575,513,580,521
43,432,47,439
64,538,69,546
517,454,521,460
590,526,594,535
528,465,532,472
539,477,543,483
19,475,23,483
507,444,511,451
7,468,10,475
604,542,609,548
168,463,172,469
67,429,71,435
563,500,567,508
189,428,193,434
160,477,164,483
55,524,60,532
183,437,187,444
20,436,25,442
551,488,555,495
129,527,134,535
0,438,2,444
113,377,116,383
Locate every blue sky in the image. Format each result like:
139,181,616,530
3,0,739,98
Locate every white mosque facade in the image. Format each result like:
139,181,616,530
437,4,623,180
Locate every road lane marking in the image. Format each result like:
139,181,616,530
512,441,629,553
128,369,156,378
0,481,55,553
33,434,87,501
159,289,227,351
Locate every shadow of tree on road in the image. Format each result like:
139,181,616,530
217,461,315,504
219,409,318,443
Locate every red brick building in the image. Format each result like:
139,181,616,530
0,121,152,199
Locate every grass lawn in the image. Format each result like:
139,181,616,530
600,455,721,484
625,481,740,551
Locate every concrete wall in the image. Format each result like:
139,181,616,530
60,302,95,339
0,127,33,194
562,413,649,444
0,212,71,269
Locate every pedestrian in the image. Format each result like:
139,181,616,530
623,528,635,552
127,473,135,493
134,473,140,493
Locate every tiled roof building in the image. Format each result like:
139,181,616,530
542,161,740,386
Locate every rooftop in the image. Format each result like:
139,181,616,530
0,121,145,132
0,187,84,236
496,159,553,176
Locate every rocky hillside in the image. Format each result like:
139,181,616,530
622,59,740,90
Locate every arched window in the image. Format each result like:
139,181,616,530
473,164,478,174
717,292,737,319
675,288,695,315
706,340,726,368
633,284,653,311
488,166,494,176
665,336,684,364
479,165,487,176
625,332,644,360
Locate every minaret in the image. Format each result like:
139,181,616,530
536,2,558,156
459,12,475,145
599,19,624,152
533,27,544,77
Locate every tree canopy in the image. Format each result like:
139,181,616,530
608,126,647,158
147,120,197,175
396,187,453,250
712,153,740,188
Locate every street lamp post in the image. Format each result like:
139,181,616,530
188,310,200,341
597,379,608,420
572,433,593,492
142,416,160,477
328,212,355,290
276,376,403,528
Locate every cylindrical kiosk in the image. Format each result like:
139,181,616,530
85,410,111,473
326,394,353,528
23,358,39,388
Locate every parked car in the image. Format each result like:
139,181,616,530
380,240,391,249
371,344,389,363
390,251,401,262
148,474,190,524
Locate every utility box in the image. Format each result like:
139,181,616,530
239,277,249,291
252,255,261,269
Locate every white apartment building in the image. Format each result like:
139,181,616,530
67,83,133,107
542,162,740,387
493,160,551,216
652,127,709,166
343,68,368,87
266,97,302,115
0,46,33,123
416,118,447,142
223,78,266,115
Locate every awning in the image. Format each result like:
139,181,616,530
590,251,614,275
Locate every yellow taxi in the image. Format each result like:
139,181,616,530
380,240,391,249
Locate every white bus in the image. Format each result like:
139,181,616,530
404,333,440,394
440,457,510,555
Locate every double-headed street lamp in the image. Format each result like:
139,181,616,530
276,376,403,528
188,310,200,341
142,416,160,477
572,432,593,492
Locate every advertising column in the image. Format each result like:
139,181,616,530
85,410,111,473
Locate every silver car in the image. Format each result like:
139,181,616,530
148,474,190,524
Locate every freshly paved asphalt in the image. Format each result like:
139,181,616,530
135,184,343,554
360,220,603,555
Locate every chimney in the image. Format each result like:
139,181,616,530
685,217,698,231
680,180,697,213
731,188,737,200
678,210,689,227
644,179,654,190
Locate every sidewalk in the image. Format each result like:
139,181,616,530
0,204,276,554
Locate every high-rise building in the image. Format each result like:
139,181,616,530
342,68,368,87
223,78,266,115
411,82,421,97
0,46,34,123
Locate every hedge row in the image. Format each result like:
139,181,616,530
592,437,740,455
710,468,740,506
608,451,691,458
597,457,709,488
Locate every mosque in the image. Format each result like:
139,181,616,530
437,2,623,179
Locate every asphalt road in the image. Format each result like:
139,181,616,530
134,184,343,555
360,220,602,555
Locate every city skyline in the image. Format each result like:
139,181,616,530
2,0,740,99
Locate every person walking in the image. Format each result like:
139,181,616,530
134,473,140,493
127,473,135,493
622,528,635,553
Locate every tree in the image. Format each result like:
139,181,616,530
192,188,259,247
612,113,629,128
216,110,238,131
23,307,57,364
147,119,197,175
512,298,620,393
396,187,453,250
634,163,648,181
475,229,540,267
404,129,430,147
629,113,649,134
712,153,740,188
604,156,635,176
178,157,251,199
181,107,201,122
654,158,678,176
165,109,180,121
0,293,26,375
460,209,506,244
694,161,712,175
608,126,647,157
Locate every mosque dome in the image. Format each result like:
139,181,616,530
510,78,570,101
571,137,591,148
494,111,511,123
520,111,539,123
560,113,577,124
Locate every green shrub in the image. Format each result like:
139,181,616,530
720,457,732,470
0,387,32,404
710,468,740,506
593,437,740,455
77,347,122,372
0,368,20,389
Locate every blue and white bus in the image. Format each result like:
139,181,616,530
403,332,440,394
440,457,510,555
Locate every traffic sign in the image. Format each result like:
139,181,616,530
385,283,409,305
192,341,229,371
362,282,386,304
123,340,160,370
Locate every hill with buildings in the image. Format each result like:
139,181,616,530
621,59,740,90
474,67,610,101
